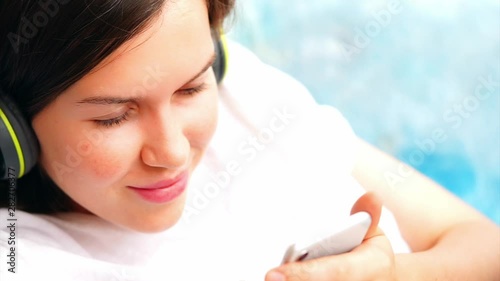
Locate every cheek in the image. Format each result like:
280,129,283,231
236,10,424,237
75,131,142,184
80,149,125,180
40,128,136,188
186,91,218,148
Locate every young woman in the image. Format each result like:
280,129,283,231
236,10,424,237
0,0,498,280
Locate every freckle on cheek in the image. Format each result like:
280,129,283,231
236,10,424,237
86,157,122,179
77,141,92,156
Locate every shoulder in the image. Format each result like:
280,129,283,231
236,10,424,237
0,209,138,279
222,40,318,113
219,40,358,171
211,40,412,253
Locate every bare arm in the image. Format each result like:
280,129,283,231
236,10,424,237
352,138,500,280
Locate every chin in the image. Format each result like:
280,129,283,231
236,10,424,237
132,219,180,233
126,194,187,233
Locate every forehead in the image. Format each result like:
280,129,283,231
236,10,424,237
63,0,212,99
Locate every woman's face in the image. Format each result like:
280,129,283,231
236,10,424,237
32,0,217,232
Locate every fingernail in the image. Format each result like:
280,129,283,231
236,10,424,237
267,271,286,281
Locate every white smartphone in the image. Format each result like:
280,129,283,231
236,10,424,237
281,211,372,264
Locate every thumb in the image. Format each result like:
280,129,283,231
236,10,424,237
350,191,382,239
264,192,386,281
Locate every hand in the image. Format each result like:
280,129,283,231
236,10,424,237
265,192,397,281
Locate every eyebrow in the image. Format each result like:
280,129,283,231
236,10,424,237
77,52,217,105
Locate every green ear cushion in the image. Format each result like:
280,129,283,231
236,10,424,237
0,91,39,179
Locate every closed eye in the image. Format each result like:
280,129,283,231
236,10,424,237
177,83,207,96
92,82,208,128
94,111,131,128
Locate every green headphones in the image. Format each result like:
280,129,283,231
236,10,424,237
213,33,229,84
0,92,39,180
0,35,228,180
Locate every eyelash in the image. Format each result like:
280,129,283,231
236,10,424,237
93,84,208,128
94,111,131,128
179,83,207,96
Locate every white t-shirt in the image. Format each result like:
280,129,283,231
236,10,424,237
0,41,409,281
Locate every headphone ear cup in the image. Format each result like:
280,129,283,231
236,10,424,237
213,33,228,84
0,90,39,179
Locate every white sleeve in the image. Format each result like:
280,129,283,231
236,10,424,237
217,40,411,254
220,40,359,175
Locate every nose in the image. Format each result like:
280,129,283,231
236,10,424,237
141,114,190,170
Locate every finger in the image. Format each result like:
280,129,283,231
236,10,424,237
265,192,386,281
350,191,382,239
266,234,394,281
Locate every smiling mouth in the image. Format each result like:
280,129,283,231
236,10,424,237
127,171,189,203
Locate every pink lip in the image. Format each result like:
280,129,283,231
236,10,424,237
127,171,189,204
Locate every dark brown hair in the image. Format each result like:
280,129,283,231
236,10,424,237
0,0,234,213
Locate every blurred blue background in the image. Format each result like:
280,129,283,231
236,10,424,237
226,0,500,224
